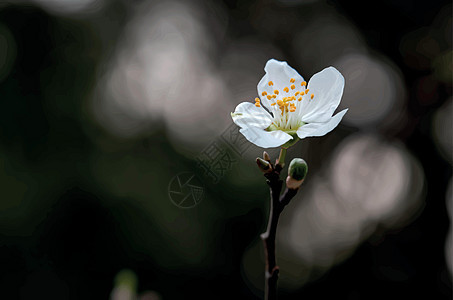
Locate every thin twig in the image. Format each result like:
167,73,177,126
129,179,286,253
260,160,298,300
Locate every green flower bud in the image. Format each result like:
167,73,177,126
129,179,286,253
288,158,308,181
256,157,272,173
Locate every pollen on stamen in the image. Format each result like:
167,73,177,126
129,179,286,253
290,84,296,90
283,87,289,92
262,91,267,96
290,78,295,83
305,89,309,93
301,91,305,95
311,94,314,99
298,96,302,101
301,81,307,86
272,95,276,98
295,91,300,96
271,103,276,106
255,103,261,107
268,81,274,86
274,90,279,95
267,95,272,100
255,97,260,102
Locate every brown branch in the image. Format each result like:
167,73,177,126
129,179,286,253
260,163,298,300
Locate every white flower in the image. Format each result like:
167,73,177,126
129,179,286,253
231,59,348,148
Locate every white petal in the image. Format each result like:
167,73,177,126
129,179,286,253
297,109,348,139
300,66,345,123
239,127,293,148
257,59,305,110
231,102,273,129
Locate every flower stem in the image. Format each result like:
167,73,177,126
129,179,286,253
276,148,287,168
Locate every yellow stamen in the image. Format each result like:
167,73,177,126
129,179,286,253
274,90,279,95
262,91,267,96
301,81,307,86
311,94,314,99
271,103,276,106
301,91,305,95
283,87,289,93
290,84,295,90
298,96,302,101
255,97,260,102
272,95,276,98
255,103,260,107
268,81,274,86
290,78,295,83
277,100,284,106
295,91,300,96
305,89,309,93
267,95,272,100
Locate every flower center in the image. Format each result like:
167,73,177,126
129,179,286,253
257,77,315,132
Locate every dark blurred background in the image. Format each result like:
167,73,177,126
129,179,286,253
0,0,451,299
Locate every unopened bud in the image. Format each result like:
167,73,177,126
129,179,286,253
286,158,307,189
263,151,271,162
288,158,308,181
256,157,272,173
